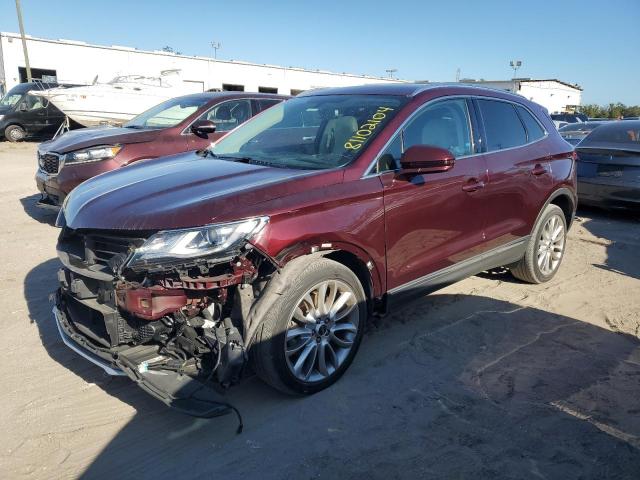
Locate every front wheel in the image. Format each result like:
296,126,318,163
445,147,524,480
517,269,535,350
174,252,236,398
4,125,26,142
510,204,567,284
251,257,366,395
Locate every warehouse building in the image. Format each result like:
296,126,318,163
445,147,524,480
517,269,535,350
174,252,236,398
0,31,404,96
459,78,583,114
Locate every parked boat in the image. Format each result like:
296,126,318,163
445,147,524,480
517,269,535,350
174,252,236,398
34,70,199,127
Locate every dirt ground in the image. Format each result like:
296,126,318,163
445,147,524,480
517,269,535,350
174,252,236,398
0,142,639,480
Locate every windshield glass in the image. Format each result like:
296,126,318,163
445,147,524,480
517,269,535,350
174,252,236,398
0,93,23,107
210,94,406,169
125,96,209,128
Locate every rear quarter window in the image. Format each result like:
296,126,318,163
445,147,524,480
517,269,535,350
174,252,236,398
516,105,545,142
477,99,527,151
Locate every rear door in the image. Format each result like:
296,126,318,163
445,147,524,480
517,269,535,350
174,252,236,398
474,99,551,248
381,97,489,292
44,99,65,136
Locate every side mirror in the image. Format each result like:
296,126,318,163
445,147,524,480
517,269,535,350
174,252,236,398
399,145,455,175
18,103,28,112
191,119,217,139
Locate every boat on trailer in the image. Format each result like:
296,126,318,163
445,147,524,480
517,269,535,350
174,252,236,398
34,70,199,127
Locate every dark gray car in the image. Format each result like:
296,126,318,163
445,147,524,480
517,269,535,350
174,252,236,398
575,120,640,209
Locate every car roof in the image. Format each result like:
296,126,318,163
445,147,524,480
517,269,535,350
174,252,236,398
298,82,531,103
177,91,289,103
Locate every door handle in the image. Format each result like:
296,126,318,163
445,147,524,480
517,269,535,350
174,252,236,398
531,164,548,176
462,178,485,192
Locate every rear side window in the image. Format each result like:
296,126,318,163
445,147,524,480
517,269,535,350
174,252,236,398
516,106,545,142
478,99,527,151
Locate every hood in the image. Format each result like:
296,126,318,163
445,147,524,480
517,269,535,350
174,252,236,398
0,105,12,115
39,126,162,154
63,152,340,231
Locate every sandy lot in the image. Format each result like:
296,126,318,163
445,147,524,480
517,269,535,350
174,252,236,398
0,142,639,480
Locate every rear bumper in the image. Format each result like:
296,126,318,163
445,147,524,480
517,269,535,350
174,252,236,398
578,179,640,209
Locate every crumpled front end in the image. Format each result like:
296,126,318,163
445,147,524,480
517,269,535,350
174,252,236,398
54,222,275,424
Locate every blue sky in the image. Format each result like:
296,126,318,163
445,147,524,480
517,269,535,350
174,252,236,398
1,0,638,104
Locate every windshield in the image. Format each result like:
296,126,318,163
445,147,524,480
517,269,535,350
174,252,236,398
124,96,209,128
210,94,407,169
0,92,23,107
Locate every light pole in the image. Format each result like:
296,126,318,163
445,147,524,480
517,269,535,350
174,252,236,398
15,0,32,82
509,60,522,78
385,68,397,79
211,41,222,59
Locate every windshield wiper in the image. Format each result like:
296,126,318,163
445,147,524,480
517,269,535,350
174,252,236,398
206,152,254,163
124,125,146,129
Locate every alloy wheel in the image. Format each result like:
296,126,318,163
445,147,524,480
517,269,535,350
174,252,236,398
537,214,565,275
285,279,359,383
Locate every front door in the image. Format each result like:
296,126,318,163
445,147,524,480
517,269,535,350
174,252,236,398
380,98,489,292
184,99,254,150
20,94,49,137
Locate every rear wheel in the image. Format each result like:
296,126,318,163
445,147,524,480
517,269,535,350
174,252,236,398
4,124,26,142
511,204,567,284
251,257,366,395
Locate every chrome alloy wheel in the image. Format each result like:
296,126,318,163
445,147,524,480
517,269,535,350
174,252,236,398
285,279,360,383
537,214,565,275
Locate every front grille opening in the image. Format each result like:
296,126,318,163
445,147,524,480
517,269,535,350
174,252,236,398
40,153,60,174
84,234,140,267
66,296,111,348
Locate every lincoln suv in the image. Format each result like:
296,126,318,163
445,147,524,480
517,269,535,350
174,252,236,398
53,84,576,424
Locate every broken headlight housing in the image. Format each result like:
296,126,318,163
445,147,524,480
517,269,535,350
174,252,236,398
125,217,269,269
65,145,122,164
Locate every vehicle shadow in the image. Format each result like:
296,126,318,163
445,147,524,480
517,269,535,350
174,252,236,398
19,193,58,226
24,259,640,480
578,206,640,280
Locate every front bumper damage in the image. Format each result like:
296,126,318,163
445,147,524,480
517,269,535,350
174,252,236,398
54,296,236,420
51,226,274,430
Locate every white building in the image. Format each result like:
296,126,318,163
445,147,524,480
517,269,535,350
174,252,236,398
0,31,404,96
458,78,582,114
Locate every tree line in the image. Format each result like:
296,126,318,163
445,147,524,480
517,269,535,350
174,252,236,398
579,103,640,119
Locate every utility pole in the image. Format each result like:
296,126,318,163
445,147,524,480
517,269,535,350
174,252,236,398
15,0,32,82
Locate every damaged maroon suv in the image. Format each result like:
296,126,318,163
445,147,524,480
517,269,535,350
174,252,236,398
53,84,576,423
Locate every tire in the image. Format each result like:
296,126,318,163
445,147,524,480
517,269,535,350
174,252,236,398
510,204,567,284
4,125,26,142
251,256,367,395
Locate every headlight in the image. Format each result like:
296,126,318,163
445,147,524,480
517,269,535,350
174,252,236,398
0,115,4,121
126,217,269,269
65,145,122,164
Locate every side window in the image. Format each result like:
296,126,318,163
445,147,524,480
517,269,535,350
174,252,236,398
376,134,402,173
477,99,527,151
24,94,45,111
402,99,472,157
516,105,545,142
201,99,252,132
257,99,281,112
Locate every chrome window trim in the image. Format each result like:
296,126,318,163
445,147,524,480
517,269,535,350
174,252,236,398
180,97,272,136
362,94,549,178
